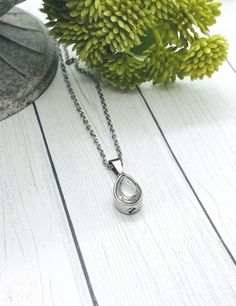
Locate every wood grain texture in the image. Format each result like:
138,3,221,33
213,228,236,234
140,61,236,258
9,1,236,305
0,107,92,306
35,61,236,305
139,0,236,260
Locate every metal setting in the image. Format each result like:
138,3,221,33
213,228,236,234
109,158,123,176
113,174,143,215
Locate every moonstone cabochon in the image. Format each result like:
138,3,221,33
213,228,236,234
0,7,58,121
116,175,142,204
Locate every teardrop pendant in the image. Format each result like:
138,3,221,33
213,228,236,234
109,159,143,215
114,174,143,214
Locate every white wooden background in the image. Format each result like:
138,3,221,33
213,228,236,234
0,1,236,305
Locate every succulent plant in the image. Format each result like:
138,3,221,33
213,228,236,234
41,0,228,90
181,34,228,80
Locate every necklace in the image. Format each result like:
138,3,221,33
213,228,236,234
58,46,143,215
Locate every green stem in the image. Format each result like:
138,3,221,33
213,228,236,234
152,28,163,46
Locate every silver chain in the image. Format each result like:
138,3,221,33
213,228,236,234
57,45,123,170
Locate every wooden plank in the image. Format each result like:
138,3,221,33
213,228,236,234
35,58,236,305
212,0,236,69
0,107,92,306
140,61,236,259
19,1,236,304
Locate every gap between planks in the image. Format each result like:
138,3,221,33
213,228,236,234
137,86,236,266
34,60,236,306
33,102,99,306
31,63,236,306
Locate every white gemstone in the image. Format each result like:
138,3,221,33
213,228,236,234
116,175,141,204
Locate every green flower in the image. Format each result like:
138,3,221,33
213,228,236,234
153,0,222,48
144,44,185,84
144,0,178,19
172,0,221,46
66,0,155,39
156,21,190,48
42,0,228,89
42,0,156,67
98,53,146,90
181,34,228,80
66,0,103,23
41,0,69,20
180,0,221,34
88,0,156,53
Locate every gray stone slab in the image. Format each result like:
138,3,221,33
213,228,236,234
0,2,58,121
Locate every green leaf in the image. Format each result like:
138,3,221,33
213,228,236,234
131,29,156,55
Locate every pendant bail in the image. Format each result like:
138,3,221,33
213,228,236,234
109,158,123,176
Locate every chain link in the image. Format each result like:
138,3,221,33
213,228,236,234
57,45,123,169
